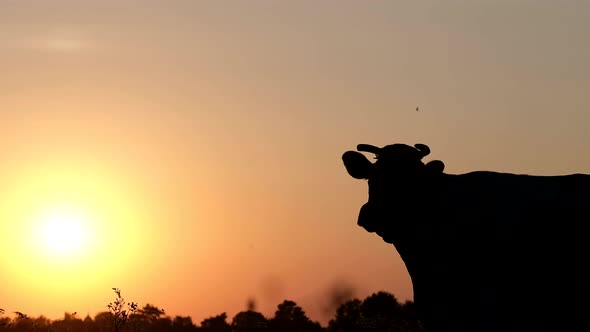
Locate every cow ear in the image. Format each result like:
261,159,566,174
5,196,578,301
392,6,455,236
425,160,445,174
342,151,373,179
414,143,430,158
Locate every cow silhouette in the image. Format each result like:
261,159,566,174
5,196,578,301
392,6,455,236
342,143,589,332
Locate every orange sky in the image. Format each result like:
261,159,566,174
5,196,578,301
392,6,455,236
1,0,589,326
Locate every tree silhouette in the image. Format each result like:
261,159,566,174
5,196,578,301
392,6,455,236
0,289,427,332
199,313,231,332
107,288,138,332
268,300,322,332
33,316,51,331
151,316,173,331
231,310,268,332
328,299,363,332
0,317,10,329
51,312,84,332
328,293,424,332
127,312,150,332
360,291,402,331
399,301,424,332
139,304,166,321
93,312,114,332
0,308,9,329
10,314,34,332
82,315,95,332
172,315,196,332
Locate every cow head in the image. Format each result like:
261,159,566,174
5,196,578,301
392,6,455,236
342,143,445,243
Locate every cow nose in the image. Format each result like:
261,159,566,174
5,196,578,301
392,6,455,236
358,203,379,233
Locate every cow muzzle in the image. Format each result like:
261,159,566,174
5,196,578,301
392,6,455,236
358,202,381,233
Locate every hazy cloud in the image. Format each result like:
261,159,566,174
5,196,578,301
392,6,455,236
259,275,284,304
246,297,257,311
319,280,357,319
3,25,94,53
40,37,89,52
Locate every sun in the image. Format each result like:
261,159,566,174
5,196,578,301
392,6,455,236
30,200,98,263
37,205,90,256
0,160,152,297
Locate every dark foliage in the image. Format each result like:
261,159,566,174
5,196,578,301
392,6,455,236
232,310,268,332
327,291,424,332
0,290,424,332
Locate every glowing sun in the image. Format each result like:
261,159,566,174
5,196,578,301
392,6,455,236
35,205,92,257
1,162,149,295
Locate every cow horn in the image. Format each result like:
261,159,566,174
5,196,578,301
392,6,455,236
357,144,381,155
414,143,430,157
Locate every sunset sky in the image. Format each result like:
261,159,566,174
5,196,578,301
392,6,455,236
1,0,589,326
